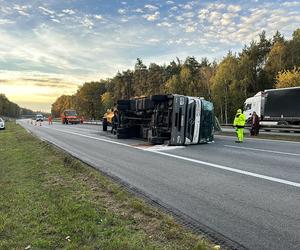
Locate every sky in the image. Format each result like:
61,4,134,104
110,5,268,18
0,0,300,111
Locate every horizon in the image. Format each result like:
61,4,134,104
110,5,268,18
1,0,300,112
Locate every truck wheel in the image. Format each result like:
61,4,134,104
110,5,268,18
278,121,290,132
149,137,164,145
150,95,168,102
117,128,130,134
103,118,108,131
117,133,129,139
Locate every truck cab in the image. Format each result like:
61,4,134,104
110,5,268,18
244,92,263,122
61,109,80,124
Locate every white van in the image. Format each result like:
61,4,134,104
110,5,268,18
0,117,5,130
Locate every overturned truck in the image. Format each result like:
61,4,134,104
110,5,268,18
113,94,214,146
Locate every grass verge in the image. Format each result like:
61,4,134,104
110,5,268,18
0,122,213,250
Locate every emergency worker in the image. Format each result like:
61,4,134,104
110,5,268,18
48,115,53,125
233,109,246,143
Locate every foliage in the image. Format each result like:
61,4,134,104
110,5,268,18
0,94,35,118
276,68,300,88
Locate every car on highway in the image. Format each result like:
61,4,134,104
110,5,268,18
36,114,44,122
0,117,5,130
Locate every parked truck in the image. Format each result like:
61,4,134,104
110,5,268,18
61,109,81,124
244,87,300,125
108,94,214,145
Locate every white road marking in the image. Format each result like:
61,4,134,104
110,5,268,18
224,144,300,157
215,134,300,144
29,125,300,188
153,151,300,188
143,145,185,151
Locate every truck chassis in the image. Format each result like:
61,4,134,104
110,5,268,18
115,94,214,146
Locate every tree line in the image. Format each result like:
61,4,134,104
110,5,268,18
52,28,300,123
0,94,35,118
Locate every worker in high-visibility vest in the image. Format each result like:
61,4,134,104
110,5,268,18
233,109,246,143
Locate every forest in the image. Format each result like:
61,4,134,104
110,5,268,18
0,94,35,118
52,29,300,123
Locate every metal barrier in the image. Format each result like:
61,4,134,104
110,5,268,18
221,124,300,133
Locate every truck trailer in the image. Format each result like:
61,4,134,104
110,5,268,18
244,87,300,125
111,94,214,145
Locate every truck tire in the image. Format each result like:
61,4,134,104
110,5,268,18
103,118,108,131
117,127,130,134
117,133,129,139
149,137,164,145
150,95,168,102
65,119,69,125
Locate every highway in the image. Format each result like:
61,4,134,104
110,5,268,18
18,120,300,250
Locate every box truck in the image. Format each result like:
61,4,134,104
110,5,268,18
244,87,300,125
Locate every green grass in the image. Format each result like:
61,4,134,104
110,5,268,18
0,122,213,250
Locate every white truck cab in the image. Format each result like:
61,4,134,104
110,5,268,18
244,92,263,122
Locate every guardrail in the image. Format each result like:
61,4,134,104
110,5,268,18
83,120,102,125
221,124,300,133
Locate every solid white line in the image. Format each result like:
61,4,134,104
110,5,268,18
224,145,300,157
43,127,300,188
153,151,300,188
215,134,300,144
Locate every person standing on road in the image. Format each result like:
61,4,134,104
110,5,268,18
111,110,119,135
250,111,259,136
233,109,246,143
48,115,53,125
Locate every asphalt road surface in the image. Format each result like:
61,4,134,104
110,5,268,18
18,120,300,250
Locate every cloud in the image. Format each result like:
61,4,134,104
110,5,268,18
143,11,160,21
166,1,174,4
183,4,192,10
118,9,126,14
133,8,143,13
0,19,15,25
186,26,196,33
80,17,94,29
207,3,226,10
182,12,194,18
282,1,300,7
144,4,159,11
38,6,55,15
13,4,30,16
227,5,242,13
94,15,103,20
62,9,75,15
157,21,172,27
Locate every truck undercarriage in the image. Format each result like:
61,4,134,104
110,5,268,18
115,94,214,146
